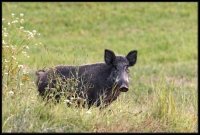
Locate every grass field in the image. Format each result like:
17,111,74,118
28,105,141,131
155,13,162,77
2,2,198,132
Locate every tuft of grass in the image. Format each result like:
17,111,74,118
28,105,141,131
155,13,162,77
2,2,197,132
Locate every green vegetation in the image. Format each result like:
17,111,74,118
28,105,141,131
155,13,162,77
2,2,197,132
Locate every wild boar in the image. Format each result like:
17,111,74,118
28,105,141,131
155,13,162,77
36,49,137,108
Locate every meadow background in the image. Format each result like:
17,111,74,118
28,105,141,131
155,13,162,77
2,2,198,132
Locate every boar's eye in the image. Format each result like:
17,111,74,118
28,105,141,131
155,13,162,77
113,66,120,72
124,66,129,73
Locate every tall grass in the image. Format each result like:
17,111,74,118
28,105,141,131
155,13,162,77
2,3,197,132
2,13,42,132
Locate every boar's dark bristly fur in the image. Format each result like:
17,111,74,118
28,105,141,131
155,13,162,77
36,49,137,108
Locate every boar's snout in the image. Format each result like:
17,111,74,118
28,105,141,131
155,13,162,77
119,83,129,92
115,75,129,92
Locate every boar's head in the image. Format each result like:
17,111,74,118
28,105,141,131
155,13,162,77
105,49,137,92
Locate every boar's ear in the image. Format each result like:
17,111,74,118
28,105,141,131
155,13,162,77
104,49,116,65
126,50,137,66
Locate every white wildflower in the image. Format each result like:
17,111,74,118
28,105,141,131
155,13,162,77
20,19,24,23
5,59,9,63
25,46,29,49
2,18,5,21
64,99,72,104
20,83,24,86
27,55,30,58
3,40,6,44
27,31,33,34
11,13,15,16
19,26,24,29
20,13,24,17
86,110,92,114
33,30,37,33
11,20,18,24
26,31,34,39
22,51,27,54
4,33,8,37
11,56,16,60
18,65,24,68
8,22,11,25
8,91,14,95
4,73,8,75
70,97,75,100
64,99,70,102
